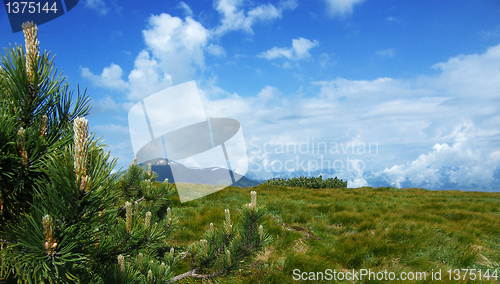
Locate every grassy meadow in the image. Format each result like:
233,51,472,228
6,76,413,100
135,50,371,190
164,184,500,283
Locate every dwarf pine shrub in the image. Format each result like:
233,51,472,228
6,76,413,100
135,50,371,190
0,21,91,227
0,22,271,283
263,175,347,189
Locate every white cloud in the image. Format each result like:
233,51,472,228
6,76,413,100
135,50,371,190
199,87,251,118
85,13,209,101
81,5,500,192
80,63,129,91
84,0,108,15
293,38,320,59
385,16,401,24
93,96,120,113
212,0,297,36
259,47,293,60
142,14,209,83
177,2,194,17
348,177,368,188
93,124,129,135
206,43,226,57
480,26,500,39
81,2,295,102
258,37,319,61
429,44,500,99
257,86,280,101
376,48,396,58
322,0,365,18
203,44,500,191
281,0,299,10
381,119,500,190
319,53,336,68
127,50,172,101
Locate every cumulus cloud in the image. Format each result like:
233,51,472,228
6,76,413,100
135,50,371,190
80,4,500,192
348,177,369,188
127,50,173,101
381,120,500,190
258,38,319,61
257,86,280,101
89,43,500,192
219,44,500,191
206,43,226,57
81,1,296,102
84,0,108,15
322,0,365,18
81,63,129,91
83,13,211,102
212,0,297,36
429,44,500,99
142,14,209,83
93,96,120,113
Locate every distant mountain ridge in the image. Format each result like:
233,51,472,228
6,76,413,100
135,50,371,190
138,158,260,188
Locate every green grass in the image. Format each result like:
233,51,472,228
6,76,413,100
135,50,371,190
166,184,500,283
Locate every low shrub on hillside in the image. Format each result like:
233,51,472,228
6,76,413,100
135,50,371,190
263,175,347,189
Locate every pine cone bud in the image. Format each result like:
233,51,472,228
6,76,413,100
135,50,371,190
80,175,91,192
226,249,231,266
118,254,125,276
73,117,88,178
145,211,151,228
167,208,171,226
125,201,132,232
147,269,153,283
22,21,39,83
133,158,137,166
160,262,165,270
147,164,151,175
259,225,263,241
170,247,174,260
200,239,208,256
138,252,143,269
251,191,257,209
16,127,25,141
17,128,28,166
209,223,214,235
164,178,168,184
42,215,53,244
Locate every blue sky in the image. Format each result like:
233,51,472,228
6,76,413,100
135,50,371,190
2,0,500,191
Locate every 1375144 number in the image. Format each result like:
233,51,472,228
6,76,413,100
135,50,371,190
5,2,58,14
447,269,498,281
